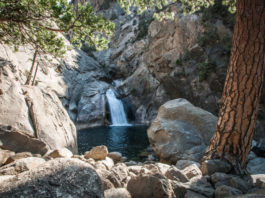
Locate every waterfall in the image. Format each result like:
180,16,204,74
106,89,130,126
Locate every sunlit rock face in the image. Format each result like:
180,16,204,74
148,99,217,164
0,49,78,153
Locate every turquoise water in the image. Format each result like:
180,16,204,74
78,125,150,161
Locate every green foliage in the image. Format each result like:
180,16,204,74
117,0,236,19
0,0,115,57
198,59,216,81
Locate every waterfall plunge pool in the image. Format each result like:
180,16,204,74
78,125,150,161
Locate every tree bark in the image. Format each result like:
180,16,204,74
31,62,39,86
25,50,38,85
203,0,265,173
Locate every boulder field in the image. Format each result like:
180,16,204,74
0,146,265,198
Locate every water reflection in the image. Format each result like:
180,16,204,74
78,125,149,161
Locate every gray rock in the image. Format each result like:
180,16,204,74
171,180,187,198
104,188,131,198
165,166,189,183
230,177,252,193
247,158,265,174
176,160,201,170
0,158,104,198
147,98,217,163
215,185,242,198
211,172,233,184
183,164,202,180
201,159,232,175
127,173,174,198
185,190,207,198
188,178,215,198
108,151,123,163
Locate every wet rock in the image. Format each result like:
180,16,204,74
201,159,232,175
0,158,104,198
84,145,108,160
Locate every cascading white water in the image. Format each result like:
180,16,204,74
106,89,130,126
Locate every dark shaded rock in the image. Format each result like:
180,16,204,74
215,185,242,198
247,158,265,174
230,177,252,193
184,190,207,198
171,180,187,198
0,158,104,198
201,159,232,175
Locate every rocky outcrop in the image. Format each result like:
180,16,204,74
147,98,217,163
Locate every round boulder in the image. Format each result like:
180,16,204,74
147,98,217,163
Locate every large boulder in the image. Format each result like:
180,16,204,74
147,98,217,163
0,158,104,198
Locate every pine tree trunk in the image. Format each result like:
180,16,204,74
31,62,39,86
25,50,38,85
203,0,265,173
